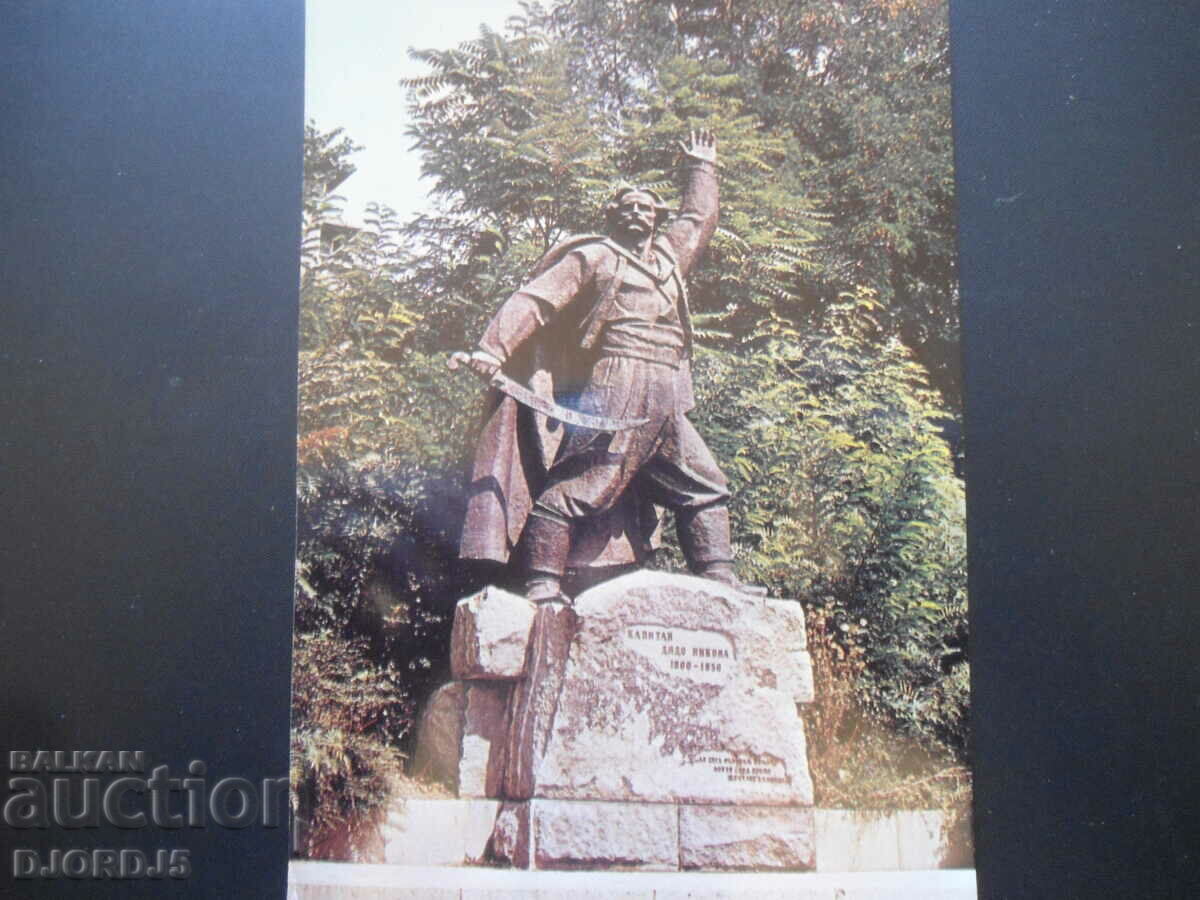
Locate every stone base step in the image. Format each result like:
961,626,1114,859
288,861,978,899
489,799,814,871
374,799,951,872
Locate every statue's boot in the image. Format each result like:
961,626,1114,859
520,510,573,604
678,503,768,597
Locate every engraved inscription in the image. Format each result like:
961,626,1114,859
623,625,735,685
689,751,790,786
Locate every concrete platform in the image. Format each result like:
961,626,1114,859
288,861,978,899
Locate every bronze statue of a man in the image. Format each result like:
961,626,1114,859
459,130,756,601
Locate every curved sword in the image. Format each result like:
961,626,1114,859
448,352,650,432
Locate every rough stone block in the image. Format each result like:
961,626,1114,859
531,799,679,871
764,596,808,650
490,801,530,869
679,804,815,871
460,799,503,864
410,682,466,790
502,601,577,800
533,571,814,807
451,586,537,681
460,682,511,798
793,650,815,705
410,681,511,798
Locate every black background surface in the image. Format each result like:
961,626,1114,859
952,2,1200,896
1,1,1198,897
1,2,301,897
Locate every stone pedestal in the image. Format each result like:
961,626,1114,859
411,572,816,871
489,799,815,871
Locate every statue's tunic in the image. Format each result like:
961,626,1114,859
462,159,726,568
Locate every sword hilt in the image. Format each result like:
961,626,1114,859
448,351,499,383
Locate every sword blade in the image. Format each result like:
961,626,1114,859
489,373,649,432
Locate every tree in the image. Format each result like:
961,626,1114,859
403,27,823,351
688,287,968,809
293,124,484,855
614,55,823,343
538,0,961,405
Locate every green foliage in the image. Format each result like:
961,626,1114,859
292,435,477,855
290,627,408,856
399,4,955,388
539,0,960,403
293,125,487,856
402,26,823,354
399,27,615,350
689,288,968,761
404,29,611,252
303,122,360,222
615,56,824,343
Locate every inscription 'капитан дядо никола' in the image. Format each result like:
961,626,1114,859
622,625,736,683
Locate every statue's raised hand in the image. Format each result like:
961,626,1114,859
679,128,717,165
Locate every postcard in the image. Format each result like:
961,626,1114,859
290,0,972,892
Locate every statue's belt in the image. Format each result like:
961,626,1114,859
488,371,650,432
448,351,650,432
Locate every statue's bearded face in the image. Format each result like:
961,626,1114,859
611,191,659,239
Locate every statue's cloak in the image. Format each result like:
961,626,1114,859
459,234,664,569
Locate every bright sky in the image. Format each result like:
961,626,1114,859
305,0,527,224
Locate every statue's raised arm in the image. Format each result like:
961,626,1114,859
664,128,719,277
